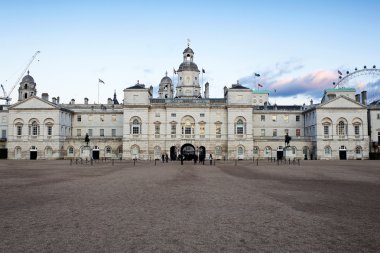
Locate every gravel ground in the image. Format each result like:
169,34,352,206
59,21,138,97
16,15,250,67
0,159,379,253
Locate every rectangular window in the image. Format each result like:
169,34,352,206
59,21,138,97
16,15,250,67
100,115,104,122
171,124,176,134
132,126,139,134
77,129,81,136
17,126,22,136
112,115,116,121
155,125,160,135
100,129,104,137
355,125,360,135
1,130,6,138
273,129,277,136
171,113,176,117
47,126,52,136
112,129,116,137
296,115,300,122
200,113,205,117
324,125,329,137
88,115,93,121
261,115,265,122
185,127,191,134
283,115,289,123
296,129,300,136
236,126,244,134
272,115,277,122
77,115,81,122
261,129,265,136
88,129,93,137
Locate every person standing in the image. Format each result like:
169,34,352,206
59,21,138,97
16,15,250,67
209,154,213,165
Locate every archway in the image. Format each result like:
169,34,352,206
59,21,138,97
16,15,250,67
181,144,195,160
199,146,206,161
170,146,177,160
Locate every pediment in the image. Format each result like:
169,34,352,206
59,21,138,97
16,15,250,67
10,96,59,110
319,96,366,109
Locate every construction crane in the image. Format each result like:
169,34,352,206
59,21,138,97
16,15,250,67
0,51,40,104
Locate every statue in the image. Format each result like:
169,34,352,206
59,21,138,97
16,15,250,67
285,133,292,147
84,133,90,146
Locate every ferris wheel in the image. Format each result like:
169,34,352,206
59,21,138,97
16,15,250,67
333,65,380,104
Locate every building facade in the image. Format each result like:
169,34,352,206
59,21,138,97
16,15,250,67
1,45,379,160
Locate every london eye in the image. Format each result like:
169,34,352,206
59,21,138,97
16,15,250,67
333,65,380,104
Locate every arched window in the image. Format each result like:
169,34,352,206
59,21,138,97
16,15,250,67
337,121,346,136
355,146,362,155
236,119,244,134
68,146,74,155
253,146,259,155
131,145,140,157
215,146,222,156
29,121,40,136
132,119,141,134
237,146,244,155
324,146,331,155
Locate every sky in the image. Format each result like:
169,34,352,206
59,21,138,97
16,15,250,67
1,0,380,105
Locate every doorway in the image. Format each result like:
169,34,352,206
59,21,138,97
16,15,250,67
30,147,37,160
181,144,195,160
170,146,177,160
93,146,100,160
339,146,347,160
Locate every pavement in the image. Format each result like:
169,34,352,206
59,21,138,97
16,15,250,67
0,159,379,252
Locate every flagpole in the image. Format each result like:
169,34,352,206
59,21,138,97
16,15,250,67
98,80,100,104
201,69,204,97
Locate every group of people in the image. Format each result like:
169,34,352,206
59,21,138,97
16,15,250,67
161,153,169,163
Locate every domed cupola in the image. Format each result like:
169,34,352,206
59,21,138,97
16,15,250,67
18,70,37,102
158,71,173,99
175,43,201,98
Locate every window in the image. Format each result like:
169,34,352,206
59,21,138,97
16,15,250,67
1,130,6,138
238,146,244,155
88,115,93,121
337,121,346,136
77,115,81,122
261,115,265,122
296,115,300,122
31,121,39,136
77,129,81,136
171,113,176,117
100,129,104,137
215,146,222,156
171,124,176,135
100,115,104,121
272,115,277,122
112,129,116,137
324,146,331,155
17,126,22,136
283,115,289,122
355,146,362,154
132,119,140,134
185,126,192,134
106,146,112,154
296,129,301,137
273,129,277,137
324,125,329,137
236,119,244,134
155,124,160,135
200,113,205,117
68,147,74,154
253,147,259,155
47,126,52,136
354,125,360,136
261,129,265,136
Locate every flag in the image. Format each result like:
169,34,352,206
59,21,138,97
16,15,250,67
258,84,263,87
202,68,205,73
173,68,177,75
99,79,105,84
255,73,260,77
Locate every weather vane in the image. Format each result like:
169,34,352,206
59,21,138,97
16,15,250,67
187,38,191,47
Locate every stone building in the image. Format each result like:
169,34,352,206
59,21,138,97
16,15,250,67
0,45,378,160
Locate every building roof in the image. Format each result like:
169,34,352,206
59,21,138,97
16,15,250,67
252,90,270,94
21,74,35,83
324,88,356,92
177,61,199,72
183,47,194,54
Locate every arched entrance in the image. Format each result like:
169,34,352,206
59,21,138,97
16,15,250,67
181,144,195,160
199,146,206,161
170,146,177,160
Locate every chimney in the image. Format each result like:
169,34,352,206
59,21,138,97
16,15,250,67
84,97,88,105
310,99,313,105
71,99,75,105
361,91,367,105
41,93,49,101
223,86,228,98
204,82,209,98
56,96,60,104
355,94,360,102
264,101,268,110
107,98,112,105
52,97,57,104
